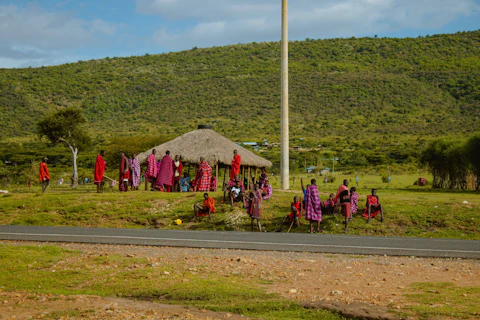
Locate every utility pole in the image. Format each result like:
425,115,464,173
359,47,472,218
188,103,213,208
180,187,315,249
280,0,289,190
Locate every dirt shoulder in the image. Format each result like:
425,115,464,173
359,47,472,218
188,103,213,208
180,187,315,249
1,241,479,319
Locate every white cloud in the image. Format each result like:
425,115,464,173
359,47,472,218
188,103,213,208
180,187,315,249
0,3,119,68
141,0,480,51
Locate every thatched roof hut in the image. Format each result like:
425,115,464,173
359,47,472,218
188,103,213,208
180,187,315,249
137,127,272,168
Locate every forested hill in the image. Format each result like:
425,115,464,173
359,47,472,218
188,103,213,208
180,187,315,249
1,31,479,149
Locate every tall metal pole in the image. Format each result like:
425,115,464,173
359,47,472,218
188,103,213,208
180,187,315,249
280,0,289,190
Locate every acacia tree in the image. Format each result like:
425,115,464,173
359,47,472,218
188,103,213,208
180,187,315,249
37,108,91,188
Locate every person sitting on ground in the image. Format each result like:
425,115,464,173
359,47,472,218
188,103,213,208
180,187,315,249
259,168,268,188
223,174,244,202
321,193,335,215
210,176,217,192
350,187,359,215
334,179,351,233
180,173,191,192
276,196,302,232
363,189,384,223
229,181,245,207
261,179,272,200
193,193,216,220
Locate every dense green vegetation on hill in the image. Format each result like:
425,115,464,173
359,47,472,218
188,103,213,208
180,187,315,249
0,31,479,177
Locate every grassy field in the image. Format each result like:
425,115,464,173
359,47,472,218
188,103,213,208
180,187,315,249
1,173,479,319
1,173,479,239
0,244,348,320
1,243,479,319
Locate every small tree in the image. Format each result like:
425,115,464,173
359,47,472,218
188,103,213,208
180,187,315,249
466,133,480,190
37,108,91,188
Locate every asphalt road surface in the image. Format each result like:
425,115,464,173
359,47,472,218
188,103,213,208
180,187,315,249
0,225,479,259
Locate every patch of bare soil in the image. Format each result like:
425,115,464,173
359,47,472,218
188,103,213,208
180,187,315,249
1,240,479,319
0,292,244,319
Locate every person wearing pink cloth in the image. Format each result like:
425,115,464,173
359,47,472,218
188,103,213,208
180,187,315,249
145,149,158,190
304,179,322,233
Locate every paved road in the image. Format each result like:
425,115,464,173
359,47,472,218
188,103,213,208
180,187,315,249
0,225,479,259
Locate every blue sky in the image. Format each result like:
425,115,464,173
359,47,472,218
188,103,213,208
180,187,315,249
0,0,479,68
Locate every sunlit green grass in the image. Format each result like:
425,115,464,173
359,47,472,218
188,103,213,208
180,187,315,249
400,282,480,319
1,173,479,239
0,244,347,320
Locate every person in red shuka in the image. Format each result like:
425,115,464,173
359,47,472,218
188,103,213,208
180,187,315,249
363,189,384,223
94,151,106,193
39,157,50,193
230,149,241,180
193,193,216,220
276,196,302,232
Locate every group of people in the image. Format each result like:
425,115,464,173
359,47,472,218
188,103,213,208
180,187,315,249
40,150,384,235
277,178,384,233
144,149,189,192
193,150,273,232
92,149,218,194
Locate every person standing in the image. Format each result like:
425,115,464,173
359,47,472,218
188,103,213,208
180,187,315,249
156,150,174,192
39,157,50,193
334,179,351,233
119,152,130,192
356,176,359,188
305,179,322,233
246,183,262,232
261,179,272,200
172,155,183,192
195,157,212,192
230,150,241,180
146,149,157,190
350,187,359,215
130,153,141,191
94,151,106,193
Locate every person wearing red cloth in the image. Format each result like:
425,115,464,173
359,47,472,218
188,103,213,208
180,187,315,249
39,157,50,193
193,193,216,220
194,157,212,192
230,150,241,180
94,151,106,193
334,179,351,233
276,196,302,232
156,150,174,192
145,149,157,190
363,189,384,223
119,152,130,192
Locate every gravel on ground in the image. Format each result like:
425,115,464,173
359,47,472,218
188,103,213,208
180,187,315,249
1,240,479,319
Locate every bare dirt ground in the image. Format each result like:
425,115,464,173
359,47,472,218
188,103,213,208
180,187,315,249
1,241,479,319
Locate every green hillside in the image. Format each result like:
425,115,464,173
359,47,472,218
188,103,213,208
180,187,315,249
0,31,479,170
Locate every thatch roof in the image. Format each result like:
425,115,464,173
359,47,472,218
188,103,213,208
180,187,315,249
137,128,272,167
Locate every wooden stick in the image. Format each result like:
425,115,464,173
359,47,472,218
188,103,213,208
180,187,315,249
103,175,115,182
287,219,295,233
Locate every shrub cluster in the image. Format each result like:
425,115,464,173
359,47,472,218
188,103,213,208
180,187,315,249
421,134,480,190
